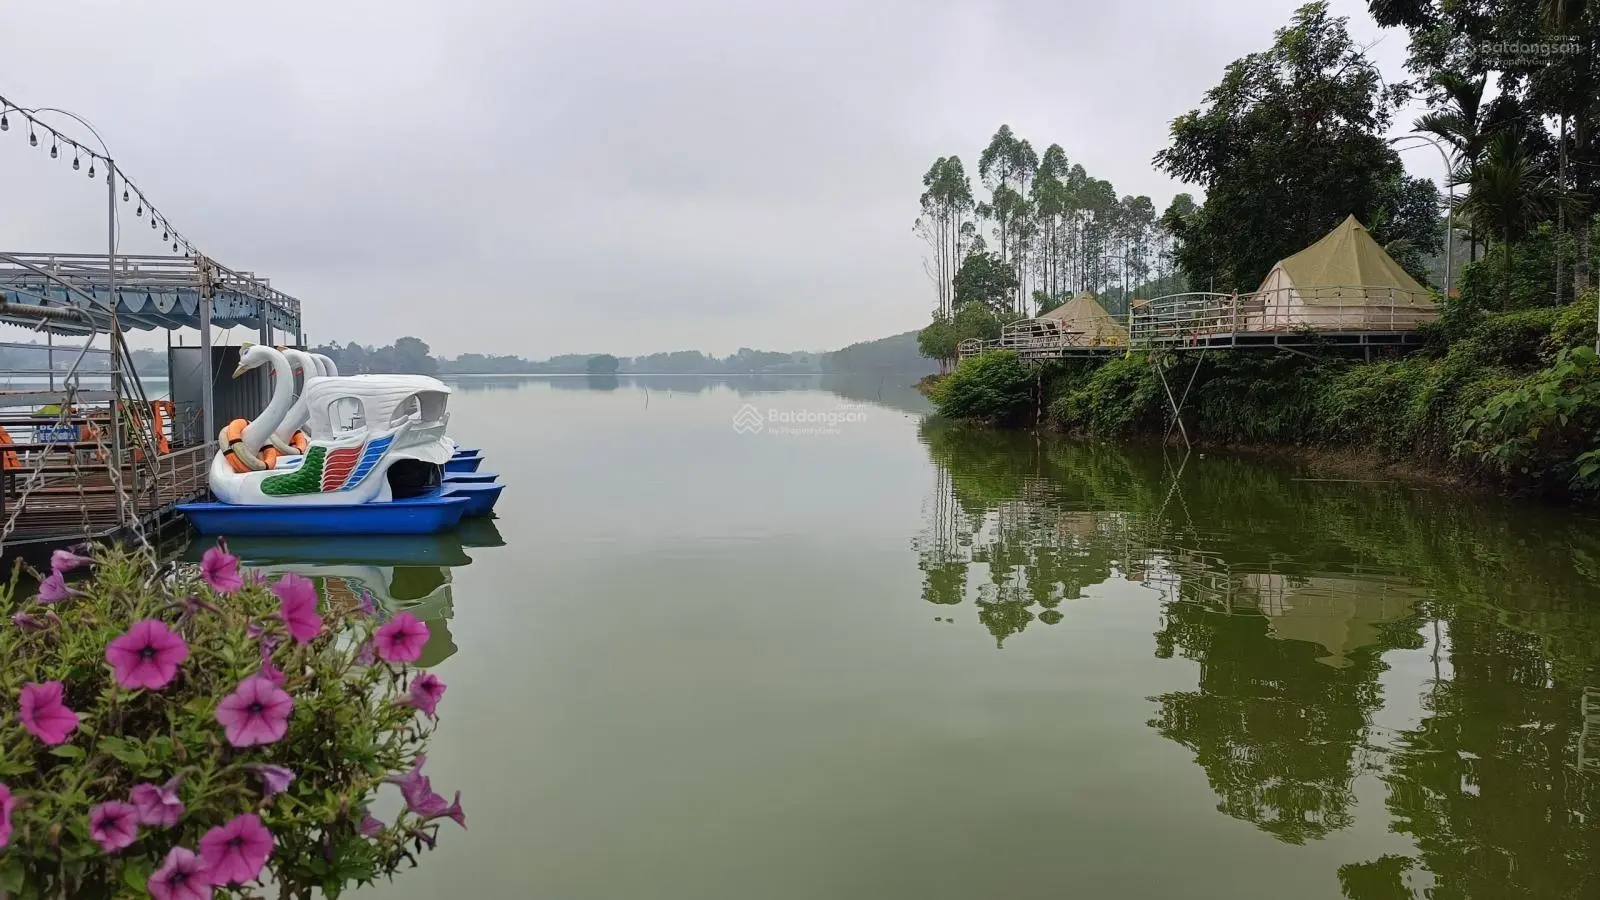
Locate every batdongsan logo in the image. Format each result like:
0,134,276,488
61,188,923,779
732,404,765,434
1475,36,1583,66
731,403,868,436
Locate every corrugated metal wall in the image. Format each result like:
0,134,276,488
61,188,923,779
167,346,292,447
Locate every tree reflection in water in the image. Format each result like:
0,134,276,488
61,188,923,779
917,421,1600,897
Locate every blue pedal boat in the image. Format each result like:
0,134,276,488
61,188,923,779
178,494,470,537
443,470,499,484
442,482,503,517
443,455,484,473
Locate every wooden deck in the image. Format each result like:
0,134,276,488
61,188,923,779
0,442,211,557
957,287,1437,361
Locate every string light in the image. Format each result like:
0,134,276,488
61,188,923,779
1,90,215,268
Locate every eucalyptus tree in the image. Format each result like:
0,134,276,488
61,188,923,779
915,156,977,318
977,125,1040,314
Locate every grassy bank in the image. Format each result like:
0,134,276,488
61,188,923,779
926,296,1600,501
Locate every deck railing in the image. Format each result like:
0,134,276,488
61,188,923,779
1129,286,1438,347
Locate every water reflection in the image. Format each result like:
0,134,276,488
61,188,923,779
917,421,1600,896
440,372,934,415
178,522,503,669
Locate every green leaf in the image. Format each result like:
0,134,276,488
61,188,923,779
0,856,24,893
0,759,34,777
123,857,156,893
98,737,148,768
49,744,86,760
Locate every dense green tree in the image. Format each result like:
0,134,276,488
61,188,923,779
1370,0,1599,300
585,353,620,375
953,250,1021,316
1154,1,1443,291
1453,129,1560,307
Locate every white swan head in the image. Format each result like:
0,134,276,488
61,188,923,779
233,342,281,379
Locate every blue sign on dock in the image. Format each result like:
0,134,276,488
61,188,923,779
33,424,80,444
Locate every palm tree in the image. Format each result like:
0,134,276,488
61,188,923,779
1452,130,1559,309
1415,71,1489,261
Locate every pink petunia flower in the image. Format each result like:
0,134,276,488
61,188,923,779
51,548,93,574
407,672,447,718
243,763,295,797
200,545,242,594
272,573,322,645
148,846,213,900
37,570,70,604
19,681,79,745
422,791,467,830
89,801,140,853
130,776,185,829
356,590,377,617
214,676,294,748
374,613,429,664
357,809,385,838
0,783,14,848
257,658,286,688
105,619,190,691
11,611,47,631
199,813,274,885
383,754,428,798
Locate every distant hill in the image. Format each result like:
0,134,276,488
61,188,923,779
820,330,938,376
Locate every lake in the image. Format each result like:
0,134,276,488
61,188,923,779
191,374,1600,899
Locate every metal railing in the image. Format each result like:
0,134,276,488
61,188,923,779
957,321,1128,360
1130,286,1439,347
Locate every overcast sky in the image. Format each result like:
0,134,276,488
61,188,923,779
0,0,1438,359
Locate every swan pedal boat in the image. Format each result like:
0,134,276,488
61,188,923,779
182,356,490,535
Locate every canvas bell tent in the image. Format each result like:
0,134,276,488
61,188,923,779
1002,292,1129,348
1243,216,1437,332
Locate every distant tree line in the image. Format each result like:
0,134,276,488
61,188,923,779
307,331,938,378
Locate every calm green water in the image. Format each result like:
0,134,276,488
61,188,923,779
190,375,1600,899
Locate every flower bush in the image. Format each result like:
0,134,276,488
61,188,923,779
0,542,465,899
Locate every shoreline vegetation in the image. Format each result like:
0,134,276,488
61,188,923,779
915,0,1600,505
922,296,1600,502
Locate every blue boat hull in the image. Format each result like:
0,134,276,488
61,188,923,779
443,471,498,484
452,448,481,458
443,482,503,517
178,495,470,536
444,455,483,473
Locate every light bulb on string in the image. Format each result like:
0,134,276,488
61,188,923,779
49,139,57,159
0,112,8,131
150,216,157,230
28,127,37,147
135,202,143,217
71,153,80,171
122,189,129,202
87,160,95,178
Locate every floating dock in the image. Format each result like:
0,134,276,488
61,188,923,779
0,251,305,563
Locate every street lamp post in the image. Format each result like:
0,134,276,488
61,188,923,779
1391,133,1456,301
